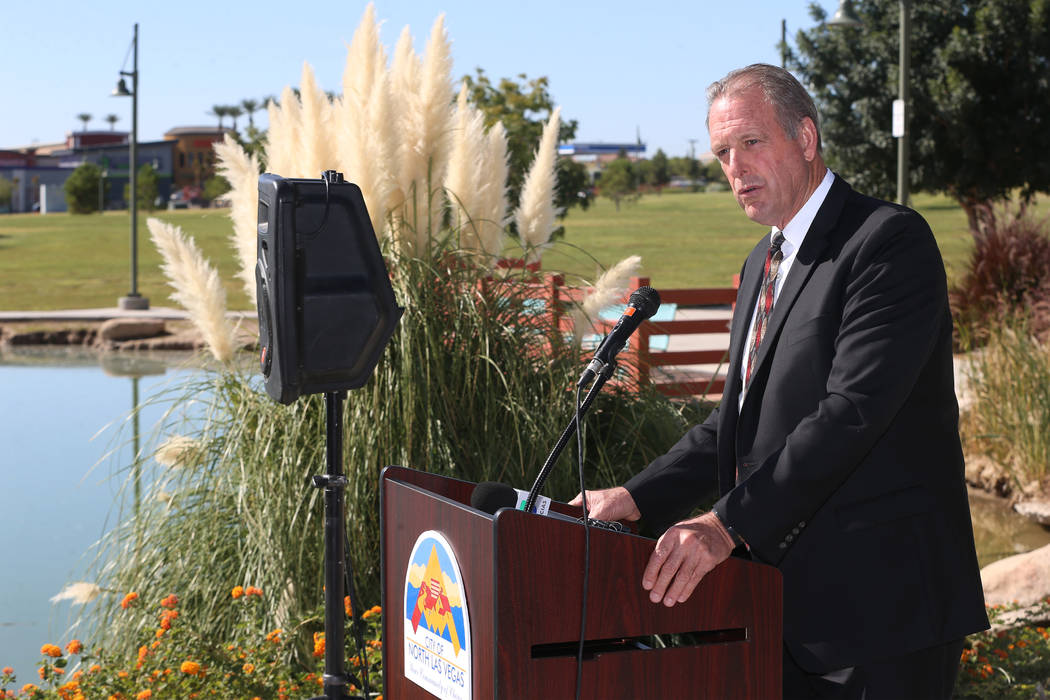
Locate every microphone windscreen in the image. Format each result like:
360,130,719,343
628,286,661,319
471,481,518,514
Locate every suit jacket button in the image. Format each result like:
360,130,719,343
779,542,787,549
785,534,794,542
792,527,800,535
799,521,806,528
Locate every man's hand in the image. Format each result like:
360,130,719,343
568,486,641,522
642,511,734,607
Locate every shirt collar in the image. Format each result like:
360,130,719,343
772,168,834,256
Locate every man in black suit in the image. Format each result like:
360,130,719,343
571,64,988,699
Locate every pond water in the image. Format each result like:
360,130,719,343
0,346,1047,686
0,346,203,687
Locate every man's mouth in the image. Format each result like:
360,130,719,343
738,184,761,196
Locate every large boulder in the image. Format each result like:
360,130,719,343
98,318,168,342
981,543,1050,606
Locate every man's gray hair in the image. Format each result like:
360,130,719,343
706,63,823,153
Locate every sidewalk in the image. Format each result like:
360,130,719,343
0,307,255,322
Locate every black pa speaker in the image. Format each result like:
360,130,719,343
256,170,403,404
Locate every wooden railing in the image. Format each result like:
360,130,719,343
523,273,738,399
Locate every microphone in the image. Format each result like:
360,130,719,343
577,286,661,387
471,481,518,514
471,481,627,532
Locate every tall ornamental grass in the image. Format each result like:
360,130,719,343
961,318,1050,494
74,4,703,666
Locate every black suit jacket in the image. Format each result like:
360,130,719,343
625,175,988,672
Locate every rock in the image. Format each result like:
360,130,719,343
98,318,167,342
981,543,1050,606
964,454,1012,498
1015,500,1050,526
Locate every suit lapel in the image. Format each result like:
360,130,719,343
743,175,850,403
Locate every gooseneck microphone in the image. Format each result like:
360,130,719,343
577,286,662,387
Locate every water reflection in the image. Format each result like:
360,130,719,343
968,487,1050,568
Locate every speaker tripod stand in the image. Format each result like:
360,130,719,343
310,391,372,700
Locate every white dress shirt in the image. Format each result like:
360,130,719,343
738,168,834,411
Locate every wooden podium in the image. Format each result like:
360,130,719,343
381,466,782,699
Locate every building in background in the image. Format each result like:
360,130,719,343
558,141,646,183
1,126,230,213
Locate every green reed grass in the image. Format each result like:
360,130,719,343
86,247,703,663
962,319,1050,490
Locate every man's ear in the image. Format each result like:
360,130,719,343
799,117,819,161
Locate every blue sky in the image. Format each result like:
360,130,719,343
1,1,842,159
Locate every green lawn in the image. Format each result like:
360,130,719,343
0,191,984,311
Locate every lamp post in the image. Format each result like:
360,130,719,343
112,22,149,310
828,0,911,207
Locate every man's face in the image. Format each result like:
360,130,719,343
708,88,817,229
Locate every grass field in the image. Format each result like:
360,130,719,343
0,190,992,311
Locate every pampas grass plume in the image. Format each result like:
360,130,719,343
214,134,261,306
51,582,103,605
154,434,205,469
570,255,642,343
147,218,235,363
515,107,563,262
296,62,332,179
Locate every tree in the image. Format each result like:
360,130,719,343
240,98,260,129
597,156,637,211
105,114,120,131
462,69,583,218
64,162,103,214
789,0,1050,231
650,149,671,189
0,175,13,210
227,105,244,132
124,163,160,211
76,113,92,131
202,174,231,204
209,105,228,130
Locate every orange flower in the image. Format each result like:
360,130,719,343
118,671,129,678
1,667,12,675
231,586,244,599
89,665,100,674
362,605,382,619
160,616,172,631
266,629,282,644
136,690,152,700
138,646,149,662
21,686,39,695
312,632,326,658
180,661,201,675
246,586,263,597
41,643,63,657
38,667,46,680
65,640,83,655
121,592,139,609
344,595,353,617
159,595,178,609
242,663,255,674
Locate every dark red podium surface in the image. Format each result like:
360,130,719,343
381,466,782,699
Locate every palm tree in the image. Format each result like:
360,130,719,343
240,98,260,129
76,113,92,131
227,106,243,132
105,114,120,131
208,105,229,130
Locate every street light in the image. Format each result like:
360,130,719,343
828,0,910,207
112,22,149,310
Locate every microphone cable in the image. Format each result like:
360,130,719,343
574,380,590,700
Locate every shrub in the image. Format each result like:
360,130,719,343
62,163,103,215
954,599,1050,699
950,203,1050,348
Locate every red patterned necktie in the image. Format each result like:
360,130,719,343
744,231,785,391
